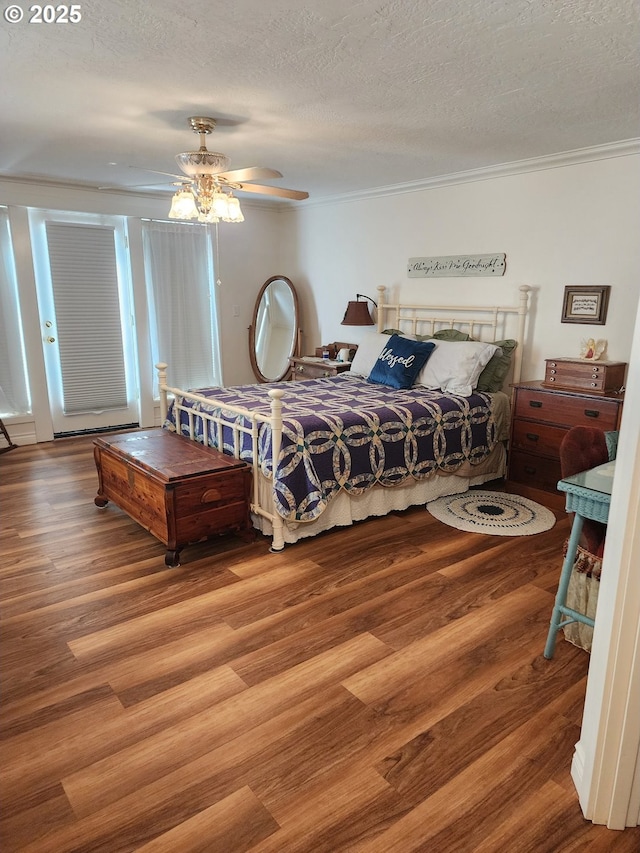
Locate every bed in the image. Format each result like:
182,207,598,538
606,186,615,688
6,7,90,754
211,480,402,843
158,285,531,550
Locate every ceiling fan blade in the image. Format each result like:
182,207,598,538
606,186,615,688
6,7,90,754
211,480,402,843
98,181,178,190
218,167,283,183
234,183,309,200
129,166,186,181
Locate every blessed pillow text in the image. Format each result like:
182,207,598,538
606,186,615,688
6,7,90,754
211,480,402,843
378,346,416,370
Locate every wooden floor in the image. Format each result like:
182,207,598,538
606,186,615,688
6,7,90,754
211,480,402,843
1,436,639,853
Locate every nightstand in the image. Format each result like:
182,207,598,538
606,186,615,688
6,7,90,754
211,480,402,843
508,381,624,498
289,356,351,380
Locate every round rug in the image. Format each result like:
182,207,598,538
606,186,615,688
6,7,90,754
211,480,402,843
426,490,556,536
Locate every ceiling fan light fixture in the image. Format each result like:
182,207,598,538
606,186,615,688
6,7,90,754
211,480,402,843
165,115,304,222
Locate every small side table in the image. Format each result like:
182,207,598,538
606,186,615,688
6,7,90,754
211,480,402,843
543,460,615,659
289,357,351,380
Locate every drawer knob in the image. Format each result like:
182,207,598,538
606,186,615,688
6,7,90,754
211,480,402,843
585,409,599,418
548,377,555,382
524,465,537,475
297,365,305,373
549,369,556,374
526,433,539,442
529,400,543,408
549,362,557,367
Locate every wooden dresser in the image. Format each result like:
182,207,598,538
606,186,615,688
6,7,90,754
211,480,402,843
93,429,252,567
508,381,624,497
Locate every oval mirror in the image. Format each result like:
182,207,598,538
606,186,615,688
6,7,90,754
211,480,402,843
249,275,300,382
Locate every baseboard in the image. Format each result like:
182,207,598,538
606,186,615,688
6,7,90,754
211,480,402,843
504,480,565,512
571,740,589,817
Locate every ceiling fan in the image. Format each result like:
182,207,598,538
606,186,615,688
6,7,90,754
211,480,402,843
115,116,309,223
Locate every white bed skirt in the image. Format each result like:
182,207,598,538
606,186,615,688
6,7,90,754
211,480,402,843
251,442,507,544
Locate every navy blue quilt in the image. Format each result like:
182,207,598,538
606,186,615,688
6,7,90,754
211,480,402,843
165,374,500,522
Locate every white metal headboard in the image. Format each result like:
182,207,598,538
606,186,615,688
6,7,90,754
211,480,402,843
376,284,531,386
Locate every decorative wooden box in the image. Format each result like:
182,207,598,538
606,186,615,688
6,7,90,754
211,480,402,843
543,358,626,395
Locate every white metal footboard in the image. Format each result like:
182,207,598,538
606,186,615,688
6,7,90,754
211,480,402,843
156,363,286,551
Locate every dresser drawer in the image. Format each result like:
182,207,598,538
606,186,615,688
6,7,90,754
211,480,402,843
509,450,562,493
513,388,621,430
511,420,566,458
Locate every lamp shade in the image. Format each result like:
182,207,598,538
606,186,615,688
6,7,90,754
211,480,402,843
341,300,374,326
168,187,198,219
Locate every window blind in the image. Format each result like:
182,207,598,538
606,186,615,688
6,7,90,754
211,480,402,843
45,222,128,414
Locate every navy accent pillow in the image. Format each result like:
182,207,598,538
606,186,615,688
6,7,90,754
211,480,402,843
368,335,436,389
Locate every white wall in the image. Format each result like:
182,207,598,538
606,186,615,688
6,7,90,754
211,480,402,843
283,153,640,377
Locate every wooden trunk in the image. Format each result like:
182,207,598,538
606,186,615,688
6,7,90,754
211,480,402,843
93,429,252,566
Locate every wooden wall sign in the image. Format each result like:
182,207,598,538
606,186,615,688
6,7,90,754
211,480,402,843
408,254,506,278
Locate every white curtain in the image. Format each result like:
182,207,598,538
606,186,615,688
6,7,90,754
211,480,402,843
142,221,221,391
0,209,30,416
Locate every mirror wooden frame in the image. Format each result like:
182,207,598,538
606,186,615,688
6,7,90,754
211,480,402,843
248,275,301,382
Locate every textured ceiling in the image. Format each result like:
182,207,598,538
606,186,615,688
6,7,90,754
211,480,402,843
1,0,639,203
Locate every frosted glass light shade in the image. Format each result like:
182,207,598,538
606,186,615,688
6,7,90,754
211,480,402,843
226,196,244,222
175,150,231,177
168,188,198,219
212,190,230,219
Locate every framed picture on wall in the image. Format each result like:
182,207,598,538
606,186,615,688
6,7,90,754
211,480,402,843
561,286,610,325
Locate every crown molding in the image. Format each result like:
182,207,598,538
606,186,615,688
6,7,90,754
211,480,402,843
0,175,290,213
2,138,639,213
304,138,640,208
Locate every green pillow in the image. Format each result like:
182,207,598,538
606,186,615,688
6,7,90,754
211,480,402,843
420,329,471,342
382,328,420,340
475,339,517,392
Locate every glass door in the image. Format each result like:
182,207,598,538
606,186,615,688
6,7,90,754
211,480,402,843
30,211,140,435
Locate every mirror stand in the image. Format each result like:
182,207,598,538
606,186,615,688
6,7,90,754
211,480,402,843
249,276,301,383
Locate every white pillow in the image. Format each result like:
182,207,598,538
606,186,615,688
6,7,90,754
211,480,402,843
416,339,500,396
349,332,396,376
